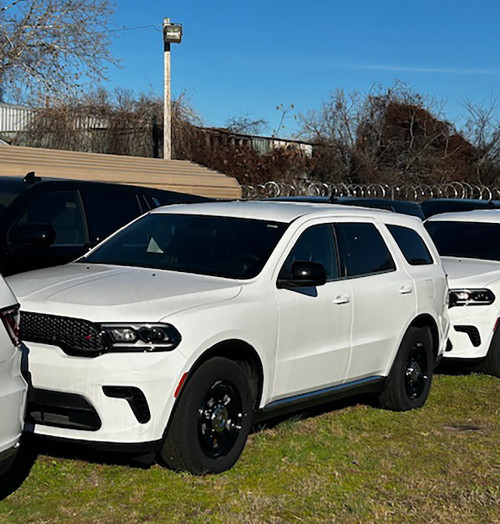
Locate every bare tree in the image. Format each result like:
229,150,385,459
297,82,481,185
0,0,116,103
225,114,268,135
462,98,500,183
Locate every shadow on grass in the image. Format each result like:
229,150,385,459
251,392,377,434
435,360,483,376
32,436,156,470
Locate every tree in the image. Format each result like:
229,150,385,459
0,0,115,103
462,98,500,184
225,114,268,135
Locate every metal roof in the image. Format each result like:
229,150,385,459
0,144,241,199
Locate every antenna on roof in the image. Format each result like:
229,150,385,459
23,171,41,184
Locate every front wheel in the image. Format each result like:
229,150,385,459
482,329,500,377
161,357,254,474
379,327,434,411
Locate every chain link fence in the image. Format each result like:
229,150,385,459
241,181,500,201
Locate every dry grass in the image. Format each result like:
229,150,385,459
0,372,498,523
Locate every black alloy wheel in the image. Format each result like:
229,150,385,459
198,380,244,458
379,326,434,411
161,357,254,474
404,342,429,401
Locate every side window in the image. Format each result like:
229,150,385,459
89,190,144,241
279,224,338,280
15,190,86,246
387,224,434,265
336,223,395,277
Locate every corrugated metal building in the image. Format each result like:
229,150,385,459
0,144,241,199
0,103,33,133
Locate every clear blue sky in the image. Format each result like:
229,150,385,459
107,0,500,137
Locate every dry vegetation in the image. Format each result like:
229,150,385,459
13,83,500,190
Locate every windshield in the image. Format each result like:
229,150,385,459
425,221,500,261
82,213,289,278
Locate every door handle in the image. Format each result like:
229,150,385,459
399,285,413,295
333,295,351,305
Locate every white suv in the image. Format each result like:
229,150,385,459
0,277,26,478
9,202,449,473
426,209,500,376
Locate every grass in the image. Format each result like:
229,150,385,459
0,372,498,523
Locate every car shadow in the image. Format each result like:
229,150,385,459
31,437,156,470
435,360,482,376
250,392,377,434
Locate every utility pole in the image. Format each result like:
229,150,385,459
163,18,182,160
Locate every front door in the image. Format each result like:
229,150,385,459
273,223,352,400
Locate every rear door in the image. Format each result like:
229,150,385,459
336,221,417,381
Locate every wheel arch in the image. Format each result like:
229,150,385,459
408,314,440,361
180,339,264,409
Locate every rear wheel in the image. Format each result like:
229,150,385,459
379,327,434,411
161,357,254,474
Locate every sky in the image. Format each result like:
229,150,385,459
106,0,500,138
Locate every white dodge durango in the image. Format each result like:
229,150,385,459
0,277,26,479
426,209,500,376
9,201,449,473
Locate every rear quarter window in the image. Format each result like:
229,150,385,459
336,223,396,278
387,224,434,265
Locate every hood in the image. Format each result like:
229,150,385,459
7,263,242,322
442,257,500,288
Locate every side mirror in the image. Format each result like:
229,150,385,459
277,261,327,289
10,223,56,247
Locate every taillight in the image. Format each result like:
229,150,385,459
0,305,20,346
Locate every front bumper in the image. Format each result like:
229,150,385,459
25,341,188,445
445,304,498,360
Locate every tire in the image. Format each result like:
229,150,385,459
482,329,500,377
379,326,434,411
161,357,254,474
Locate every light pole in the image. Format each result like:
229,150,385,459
163,18,182,160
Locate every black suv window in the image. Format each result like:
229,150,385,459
387,224,433,265
88,189,144,241
336,223,395,277
14,190,86,245
279,224,338,280
425,220,500,261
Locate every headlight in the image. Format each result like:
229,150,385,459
101,323,181,352
449,289,495,308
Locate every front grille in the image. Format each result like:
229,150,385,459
454,325,481,347
20,311,107,357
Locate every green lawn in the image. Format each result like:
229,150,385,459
1,372,498,523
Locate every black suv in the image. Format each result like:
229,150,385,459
0,173,206,275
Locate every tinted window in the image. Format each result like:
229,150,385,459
0,188,25,216
425,221,500,261
336,223,396,277
279,224,338,280
15,190,86,245
89,189,144,241
387,224,433,265
83,213,288,279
